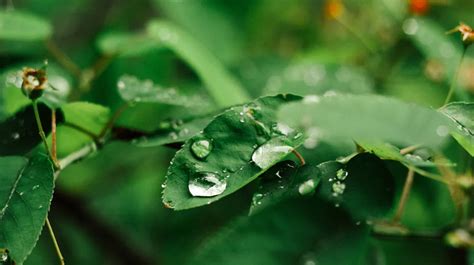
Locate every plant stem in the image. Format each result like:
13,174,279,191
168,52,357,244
51,109,57,162
292,150,306,166
55,143,96,181
98,103,129,139
444,47,467,105
393,168,415,223
46,217,65,265
45,39,82,78
400,144,422,155
32,100,60,170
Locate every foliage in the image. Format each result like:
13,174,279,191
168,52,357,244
0,0,473,264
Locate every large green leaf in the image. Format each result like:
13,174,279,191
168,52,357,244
0,10,52,41
249,160,320,215
146,20,250,107
117,75,210,108
0,153,55,264
316,153,396,221
278,94,452,149
440,102,474,156
163,95,304,210
0,103,64,156
190,198,370,265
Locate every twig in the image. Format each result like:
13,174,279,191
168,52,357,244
393,168,415,223
292,149,306,166
32,100,60,170
98,103,129,139
55,143,96,181
400,144,422,155
51,109,57,162
63,122,100,140
46,217,65,265
444,47,467,105
45,39,82,78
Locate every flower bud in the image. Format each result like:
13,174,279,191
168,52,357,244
21,67,47,100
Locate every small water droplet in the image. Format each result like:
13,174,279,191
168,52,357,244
188,172,227,197
403,18,418,35
11,132,20,140
19,192,24,196
161,183,166,188
332,181,346,197
336,168,348,180
191,139,212,159
32,185,40,191
404,154,423,162
252,193,264,206
298,179,316,195
38,205,43,209
252,141,293,169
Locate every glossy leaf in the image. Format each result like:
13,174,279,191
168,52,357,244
117,75,210,107
146,20,250,107
278,94,452,149
249,160,320,215
0,103,64,156
163,95,304,210
0,10,52,41
317,153,395,221
440,102,474,156
191,198,370,265
0,153,54,264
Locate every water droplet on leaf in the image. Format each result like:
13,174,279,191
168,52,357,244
332,181,346,197
191,139,212,159
336,168,348,180
188,172,227,197
298,179,316,195
252,141,293,169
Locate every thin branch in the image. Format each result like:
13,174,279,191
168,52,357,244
292,149,306,166
444,47,467,105
46,217,65,265
51,109,58,162
393,168,415,223
63,122,100,140
55,143,97,181
45,39,82,78
98,103,129,139
32,100,60,170
400,144,422,155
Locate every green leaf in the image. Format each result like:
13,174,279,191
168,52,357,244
146,20,250,107
317,153,396,220
163,95,304,210
356,141,439,167
190,198,370,265
0,153,55,264
117,75,210,107
0,10,52,41
249,160,320,215
96,32,157,57
439,102,474,156
0,103,64,156
57,102,110,157
262,63,374,96
278,94,451,149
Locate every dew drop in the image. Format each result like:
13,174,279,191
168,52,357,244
38,205,43,209
161,183,166,188
188,172,227,197
191,139,212,159
11,132,20,140
252,140,293,169
336,168,348,180
332,181,346,197
252,193,264,206
404,154,423,162
0,251,8,262
32,185,40,191
272,123,294,136
298,179,316,195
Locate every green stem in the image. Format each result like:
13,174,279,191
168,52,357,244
98,103,129,139
63,122,100,141
32,100,60,170
444,47,467,105
46,217,65,265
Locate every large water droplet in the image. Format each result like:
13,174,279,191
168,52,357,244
188,172,227,197
336,168,348,180
272,123,294,136
252,140,293,169
332,181,346,197
191,139,212,159
298,179,316,195
0,250,8,262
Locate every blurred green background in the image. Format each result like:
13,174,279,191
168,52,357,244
1,0,474,264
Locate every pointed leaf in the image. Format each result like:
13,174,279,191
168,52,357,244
0,153,55,264
97,32,157,57
146,20,250,107
440,102,474,156
163,95,304,210
278,94,451,148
